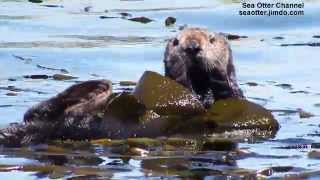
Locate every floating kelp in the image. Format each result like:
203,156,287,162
28,0,43,3
201,138,238,151
36,64,69,73
273,36,285,40
245,82,259,87
275,83,293,90
165,17,176,26
225,34,248,40
23,74,78,81
127,138,162,149
0,164,112,179
297,108,315,119
198,98,279,131
133,71,205,116
52,74,78,81
281,42,320,47
89,137,237,153
119,81,137,86
0,71,279,146
0,135,287,179
128,16,153,24
23,74,49,79
106,92,146,123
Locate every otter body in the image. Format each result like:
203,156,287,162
0,80,113,146
164,28,243,107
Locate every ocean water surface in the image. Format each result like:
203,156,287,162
0,0,320,179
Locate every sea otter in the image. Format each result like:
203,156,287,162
0,80,113,146
0,28,246,147
164,28,244,107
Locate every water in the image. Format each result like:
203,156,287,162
1,0,320,179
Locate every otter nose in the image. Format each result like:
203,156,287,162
185,40,201,55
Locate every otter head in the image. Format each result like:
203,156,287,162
164,28,243,104
167,28,231,76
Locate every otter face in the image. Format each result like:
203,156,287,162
165,28,232,75
164,28,243,104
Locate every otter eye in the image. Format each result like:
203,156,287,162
172,38,179,46
209,36,216,44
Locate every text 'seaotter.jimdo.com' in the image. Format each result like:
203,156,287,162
239,0,305,16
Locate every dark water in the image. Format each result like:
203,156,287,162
1,0,320,179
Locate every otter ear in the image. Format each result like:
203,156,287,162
172,38,179,46
209,35,216,44
210,33,226,43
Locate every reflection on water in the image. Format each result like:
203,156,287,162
0,0,320,179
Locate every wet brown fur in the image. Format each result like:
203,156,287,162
0,80,112,146
164,28,244,107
